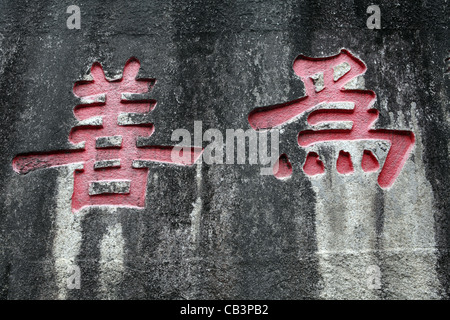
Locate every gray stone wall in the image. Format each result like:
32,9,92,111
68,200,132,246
0,0,448,299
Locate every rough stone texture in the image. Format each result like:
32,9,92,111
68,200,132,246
95,136,123,149
94,159,121,170
0,0,448,299
88,181,130,196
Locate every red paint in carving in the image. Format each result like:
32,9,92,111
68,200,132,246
303,152,325,176
13,58,203,212
336,151,354,174
361,149,379,172
273,154,293,179
248,49,414,188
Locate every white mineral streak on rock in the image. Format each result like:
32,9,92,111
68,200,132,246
311,142,381,299
312,104,441,299
52,163,84,300
190,161,203,244
99,220,125,300
379,103,441,299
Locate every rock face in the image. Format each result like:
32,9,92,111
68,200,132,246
0,0,448,299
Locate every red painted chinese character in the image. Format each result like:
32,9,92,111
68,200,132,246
13,58,202,212
249,49,414,188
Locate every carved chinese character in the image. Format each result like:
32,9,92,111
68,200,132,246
248,49,414,188
13,58,202,212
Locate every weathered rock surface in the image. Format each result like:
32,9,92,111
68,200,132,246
0,0,448,299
